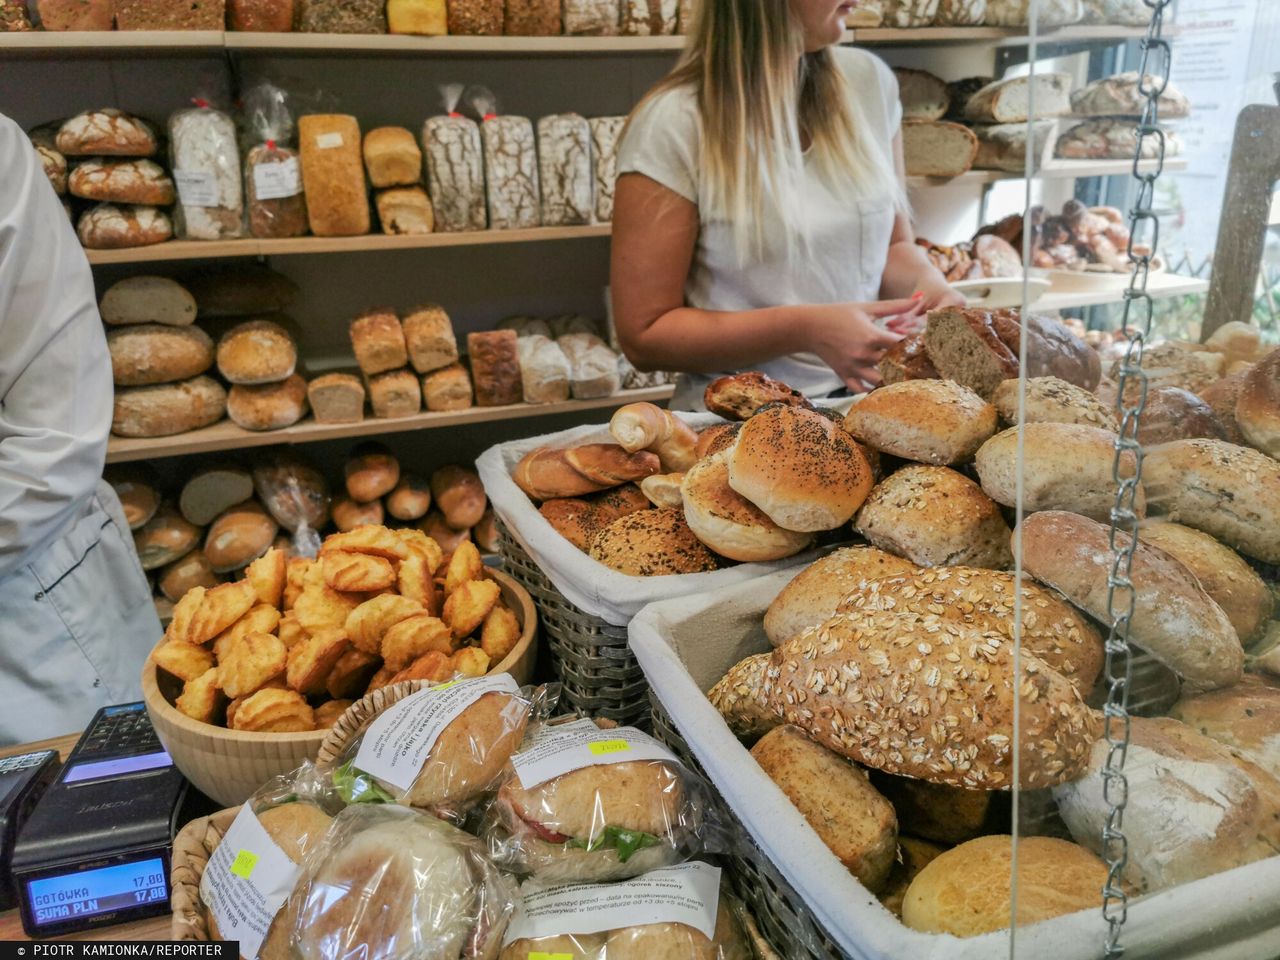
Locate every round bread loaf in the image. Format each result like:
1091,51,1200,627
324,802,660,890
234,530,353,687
227,375,309,432
1141,438,1280,563
901,835,1107,936
765,606,1097,790
1237,349,1280,458
1137,520,1273,644
204,500,278,573
100,276,197,327
105,466,160,531
844,379,997,465
345,442,400,502
133,505,201,571
1019,511,1243,690
587,507,720,576
111,375,226,438
763,546,918,647
1198,368,1251,445
1170,675,1280,780
854,465,1013,569
107,324,213,387
333,495,384,532
157,549,220,602
728,405,874,532
216,318,298,385
991,376,1117,430
680,452,813,562
1136,386,1227,446
386,474,432,521
975,422,1144,522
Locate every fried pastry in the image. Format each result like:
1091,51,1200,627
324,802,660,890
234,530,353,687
443,578,501,639
344,594,425,654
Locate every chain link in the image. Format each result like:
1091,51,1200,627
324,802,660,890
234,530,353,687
1102,1,1172,956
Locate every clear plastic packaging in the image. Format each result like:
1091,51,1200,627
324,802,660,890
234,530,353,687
472,88,541,231
242,82,309,239
422,84,487,233
537,114,592,227
252,451,331,558
169,98,244,241
482,718,714,883
285,804,517,960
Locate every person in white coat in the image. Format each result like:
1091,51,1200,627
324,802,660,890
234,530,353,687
0,111,161,745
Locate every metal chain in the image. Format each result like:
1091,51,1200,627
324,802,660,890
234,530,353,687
1101,2,1172,956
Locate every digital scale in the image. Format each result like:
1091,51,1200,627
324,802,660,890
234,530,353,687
9,702,203,938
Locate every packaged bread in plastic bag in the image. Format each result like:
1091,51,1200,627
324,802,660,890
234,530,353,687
200,762,342,960
242,82,308,239
422,84,486,233
324,676,556,822
170,98,244,241
500,863,753,959
285,803,516,960
252,450,331,557
482,717,714,883
473,88,540,230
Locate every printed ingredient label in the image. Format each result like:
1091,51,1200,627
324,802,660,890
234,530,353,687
253,157,302,200
511,718,677,790
315,132,344,149
173,170,220,207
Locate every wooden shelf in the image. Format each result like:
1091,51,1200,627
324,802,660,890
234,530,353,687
0,29,222,56
1035,272,1207,312
84,224,611,265
105,385,674,463
907,157,1187,188
856,24,1154,46
224,32,693,55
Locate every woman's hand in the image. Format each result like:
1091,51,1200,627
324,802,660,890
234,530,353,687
916,278,967,310
802,298,918,393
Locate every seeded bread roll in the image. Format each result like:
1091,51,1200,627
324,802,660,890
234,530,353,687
763,547,918,647
750,725,898,892
708,653,782,739
216,319,298,385
367,368,421,419
975,422,1143,522
422,362,473,411
107,323,213,387
991,376,1118,430
226,374,309,432
349,308,408,376
1141,438,1280,564
1019,511,1243,691
854,466,1013,570
100,276,197,327
112,375,226,438
307,373,365,424
680,452,813,562
1237,349,1280,458
587,507,719,576
764,606,1097,790
204,500,279,573
402,304,458,374
845,380,996,465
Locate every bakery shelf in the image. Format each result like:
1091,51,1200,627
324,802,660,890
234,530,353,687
855,24,1157,46
104,384,675,463
0,30,223,56
83,224,612,265
1034,271,1208,312
907,156,1188,188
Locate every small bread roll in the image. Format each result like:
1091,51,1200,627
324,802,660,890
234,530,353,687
386,473,432,521
204,500,279,573
680,452,812,562
431,465,486,530
845,379,997,465
333,495,385,533
345,442,400,502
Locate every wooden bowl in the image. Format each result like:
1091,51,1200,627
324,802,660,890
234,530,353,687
142,568,538,807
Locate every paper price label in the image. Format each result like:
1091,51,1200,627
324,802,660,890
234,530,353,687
353,674,521,793
200,806,302,960
511,718,678,790
315,132,344,149
173,170,220,207
503,862,722,945
253,157,301,200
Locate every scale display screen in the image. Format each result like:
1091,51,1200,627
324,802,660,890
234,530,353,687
25,857,167,926
62,750,171,784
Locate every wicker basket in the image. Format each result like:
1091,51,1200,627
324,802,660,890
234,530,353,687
170,805,238,942
499,521,650,727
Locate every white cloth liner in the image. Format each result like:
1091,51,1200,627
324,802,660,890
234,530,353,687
628,568,1280,960
476,415,827,626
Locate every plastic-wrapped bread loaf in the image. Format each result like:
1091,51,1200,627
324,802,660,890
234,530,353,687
536,114,592,227
298,115,370,237
558,332,620,399
564,0,619,35
504,0,560,34
589,116,625,222
422,115,486,232
169,106,244,241
296,0,386,31
245,143,308,238
516,334,571,404
481,116,541,230
621,0,676,34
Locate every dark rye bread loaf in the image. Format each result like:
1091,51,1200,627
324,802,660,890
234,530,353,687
923,307,1101,399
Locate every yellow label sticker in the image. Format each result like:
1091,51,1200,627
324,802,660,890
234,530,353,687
230,849,259,879
430,679,460,692
529,953,574,960
588,739,631,756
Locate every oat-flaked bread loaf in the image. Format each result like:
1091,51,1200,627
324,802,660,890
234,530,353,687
1236,349,1280,458
100,276,197,327
1137,520,1273,644
975,422,1143,522
587,507,719,576
349,308,408,376
708,653,782,739
845,379,996,465
1019,511,1243,690
853,466,1013,570
402,305,458,374
1171,676,1280,780
216,319,298,385
991,376,1117,429
838,565,1104,695
112,375,226,437
1053,717,1280,893
106,324,213,387
763,546,918,647
1141,438,1280,563
1110,341,1225,397
307,373,365,424
422,363,473,411
680,451,813,563
763,606,1097,790
226,374,309,431
750,725,898,892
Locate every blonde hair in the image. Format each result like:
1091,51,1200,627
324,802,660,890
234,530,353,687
637,0,904,260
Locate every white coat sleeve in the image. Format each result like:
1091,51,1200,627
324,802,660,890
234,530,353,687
0,113,112,580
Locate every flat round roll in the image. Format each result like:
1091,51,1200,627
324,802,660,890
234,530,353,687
728,404,874,532
854,465,1013,569
991,376,1117,430
844,379,997,465
1019,511,1242,690
975,422,1144,522
588,508,719,576
680,452,812,562
1236,349,1280,457
902,835,1107,937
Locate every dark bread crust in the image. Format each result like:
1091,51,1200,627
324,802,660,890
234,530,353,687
878,333,939,385
703,371,813,420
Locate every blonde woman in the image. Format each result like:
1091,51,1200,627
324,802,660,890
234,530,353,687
611,0,964,408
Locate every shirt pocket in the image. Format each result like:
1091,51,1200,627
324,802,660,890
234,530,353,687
856,198,896,288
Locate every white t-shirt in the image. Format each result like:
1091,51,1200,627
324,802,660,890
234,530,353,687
617,47,903,409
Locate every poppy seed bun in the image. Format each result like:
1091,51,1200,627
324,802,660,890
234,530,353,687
728,405,875,532
681,452,813,562
587,508,719,576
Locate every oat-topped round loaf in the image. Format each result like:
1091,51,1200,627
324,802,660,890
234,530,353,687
853,465,1013,570
587,507,720,576
216,318,298,385
844,379,997,465
762,607,1097,790
990,376,1118,430
708,653,782,739
838,565,1104,695
681,452,812,563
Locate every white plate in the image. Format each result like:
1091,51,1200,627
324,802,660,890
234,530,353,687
951,275,1051,308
